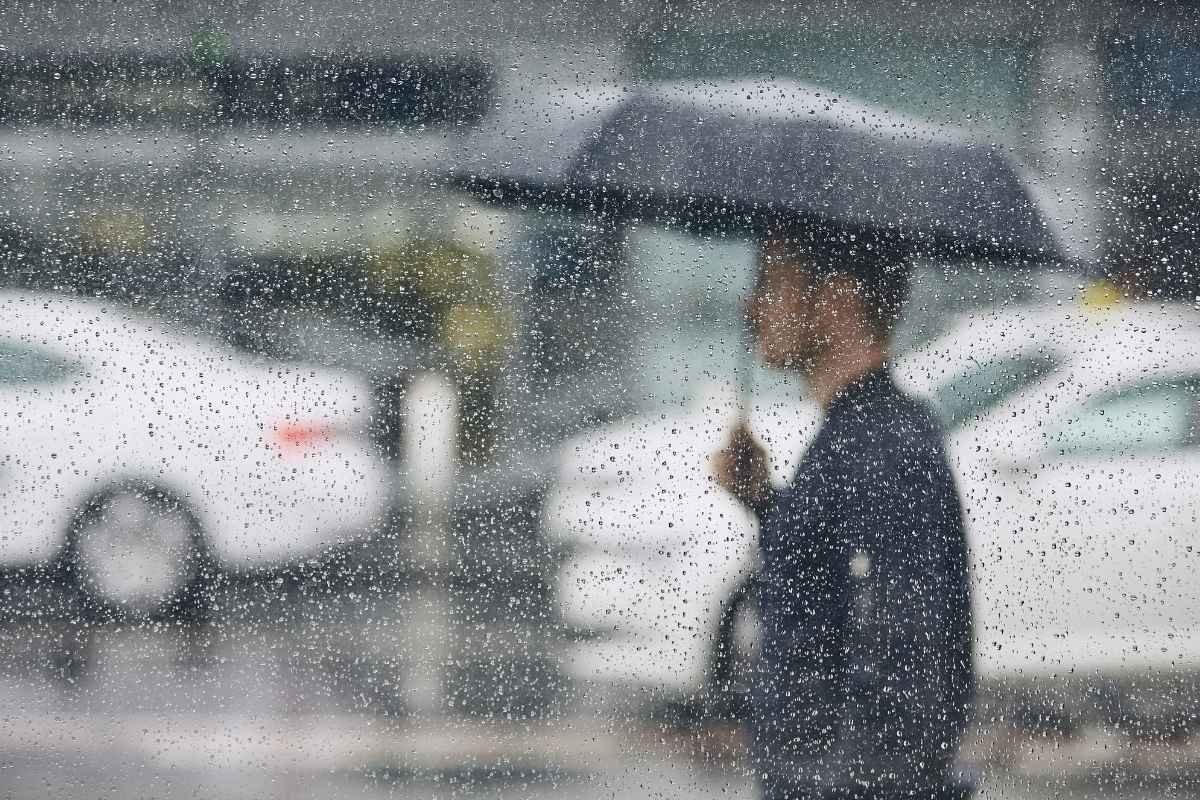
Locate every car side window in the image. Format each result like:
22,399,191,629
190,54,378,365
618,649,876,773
933,352,1059,429
0,338,80,385
1046,378,1200,457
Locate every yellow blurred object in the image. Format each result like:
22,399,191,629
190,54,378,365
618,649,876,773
79,212,151,252
367,238,511,370
1081,279,1123,312
367,239,494,303
442,303,511,368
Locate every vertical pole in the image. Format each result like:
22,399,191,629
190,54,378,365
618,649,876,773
1028,40,1107,263
403,372,458,718
189,29,228,335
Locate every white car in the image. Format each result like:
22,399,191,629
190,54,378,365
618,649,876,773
0,291,391,619
544,299,1200,707
545,384,815,703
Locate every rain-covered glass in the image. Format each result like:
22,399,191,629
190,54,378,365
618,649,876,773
0,3,1196,799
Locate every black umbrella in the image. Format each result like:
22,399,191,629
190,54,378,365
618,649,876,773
449,80,1066,419
449,80,1062,263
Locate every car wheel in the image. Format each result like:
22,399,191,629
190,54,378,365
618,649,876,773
64,482,210,622
708,579,760,722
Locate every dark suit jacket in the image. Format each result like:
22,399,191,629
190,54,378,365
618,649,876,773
751,368,974,799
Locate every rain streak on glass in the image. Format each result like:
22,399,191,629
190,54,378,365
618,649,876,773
0,3,1194,800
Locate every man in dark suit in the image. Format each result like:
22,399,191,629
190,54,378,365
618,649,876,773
714,230,974,800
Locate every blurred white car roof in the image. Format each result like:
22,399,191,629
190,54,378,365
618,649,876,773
0,290,221,359
900,297,1200,393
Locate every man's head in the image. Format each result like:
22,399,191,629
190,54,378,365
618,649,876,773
748,229,910,372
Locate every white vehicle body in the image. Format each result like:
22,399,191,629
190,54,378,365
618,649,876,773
545,300,1200,696
545,386,816,693
0,291,391,570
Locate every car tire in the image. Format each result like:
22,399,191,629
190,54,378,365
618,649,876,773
708,578,759,722
62,482,212,623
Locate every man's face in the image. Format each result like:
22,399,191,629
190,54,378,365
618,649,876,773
747,240,822,370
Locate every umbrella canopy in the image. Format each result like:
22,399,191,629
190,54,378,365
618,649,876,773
449,80,1062,262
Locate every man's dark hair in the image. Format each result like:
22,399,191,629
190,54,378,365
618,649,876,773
854,254,911,337
765,224,911,337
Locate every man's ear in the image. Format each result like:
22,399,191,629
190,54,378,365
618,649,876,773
814,272,857,314
817,273,880,340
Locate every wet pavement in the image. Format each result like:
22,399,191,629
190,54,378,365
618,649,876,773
0,576,1196,798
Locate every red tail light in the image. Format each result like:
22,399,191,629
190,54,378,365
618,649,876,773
272,421,335,453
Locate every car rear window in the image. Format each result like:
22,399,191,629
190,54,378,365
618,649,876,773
1047,377,1200,456
0,339,80,385
933,353,1059,428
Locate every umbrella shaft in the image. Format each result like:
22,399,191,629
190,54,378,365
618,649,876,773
737,320,756,422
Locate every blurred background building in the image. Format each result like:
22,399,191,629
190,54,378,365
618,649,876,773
3,1,1198,448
